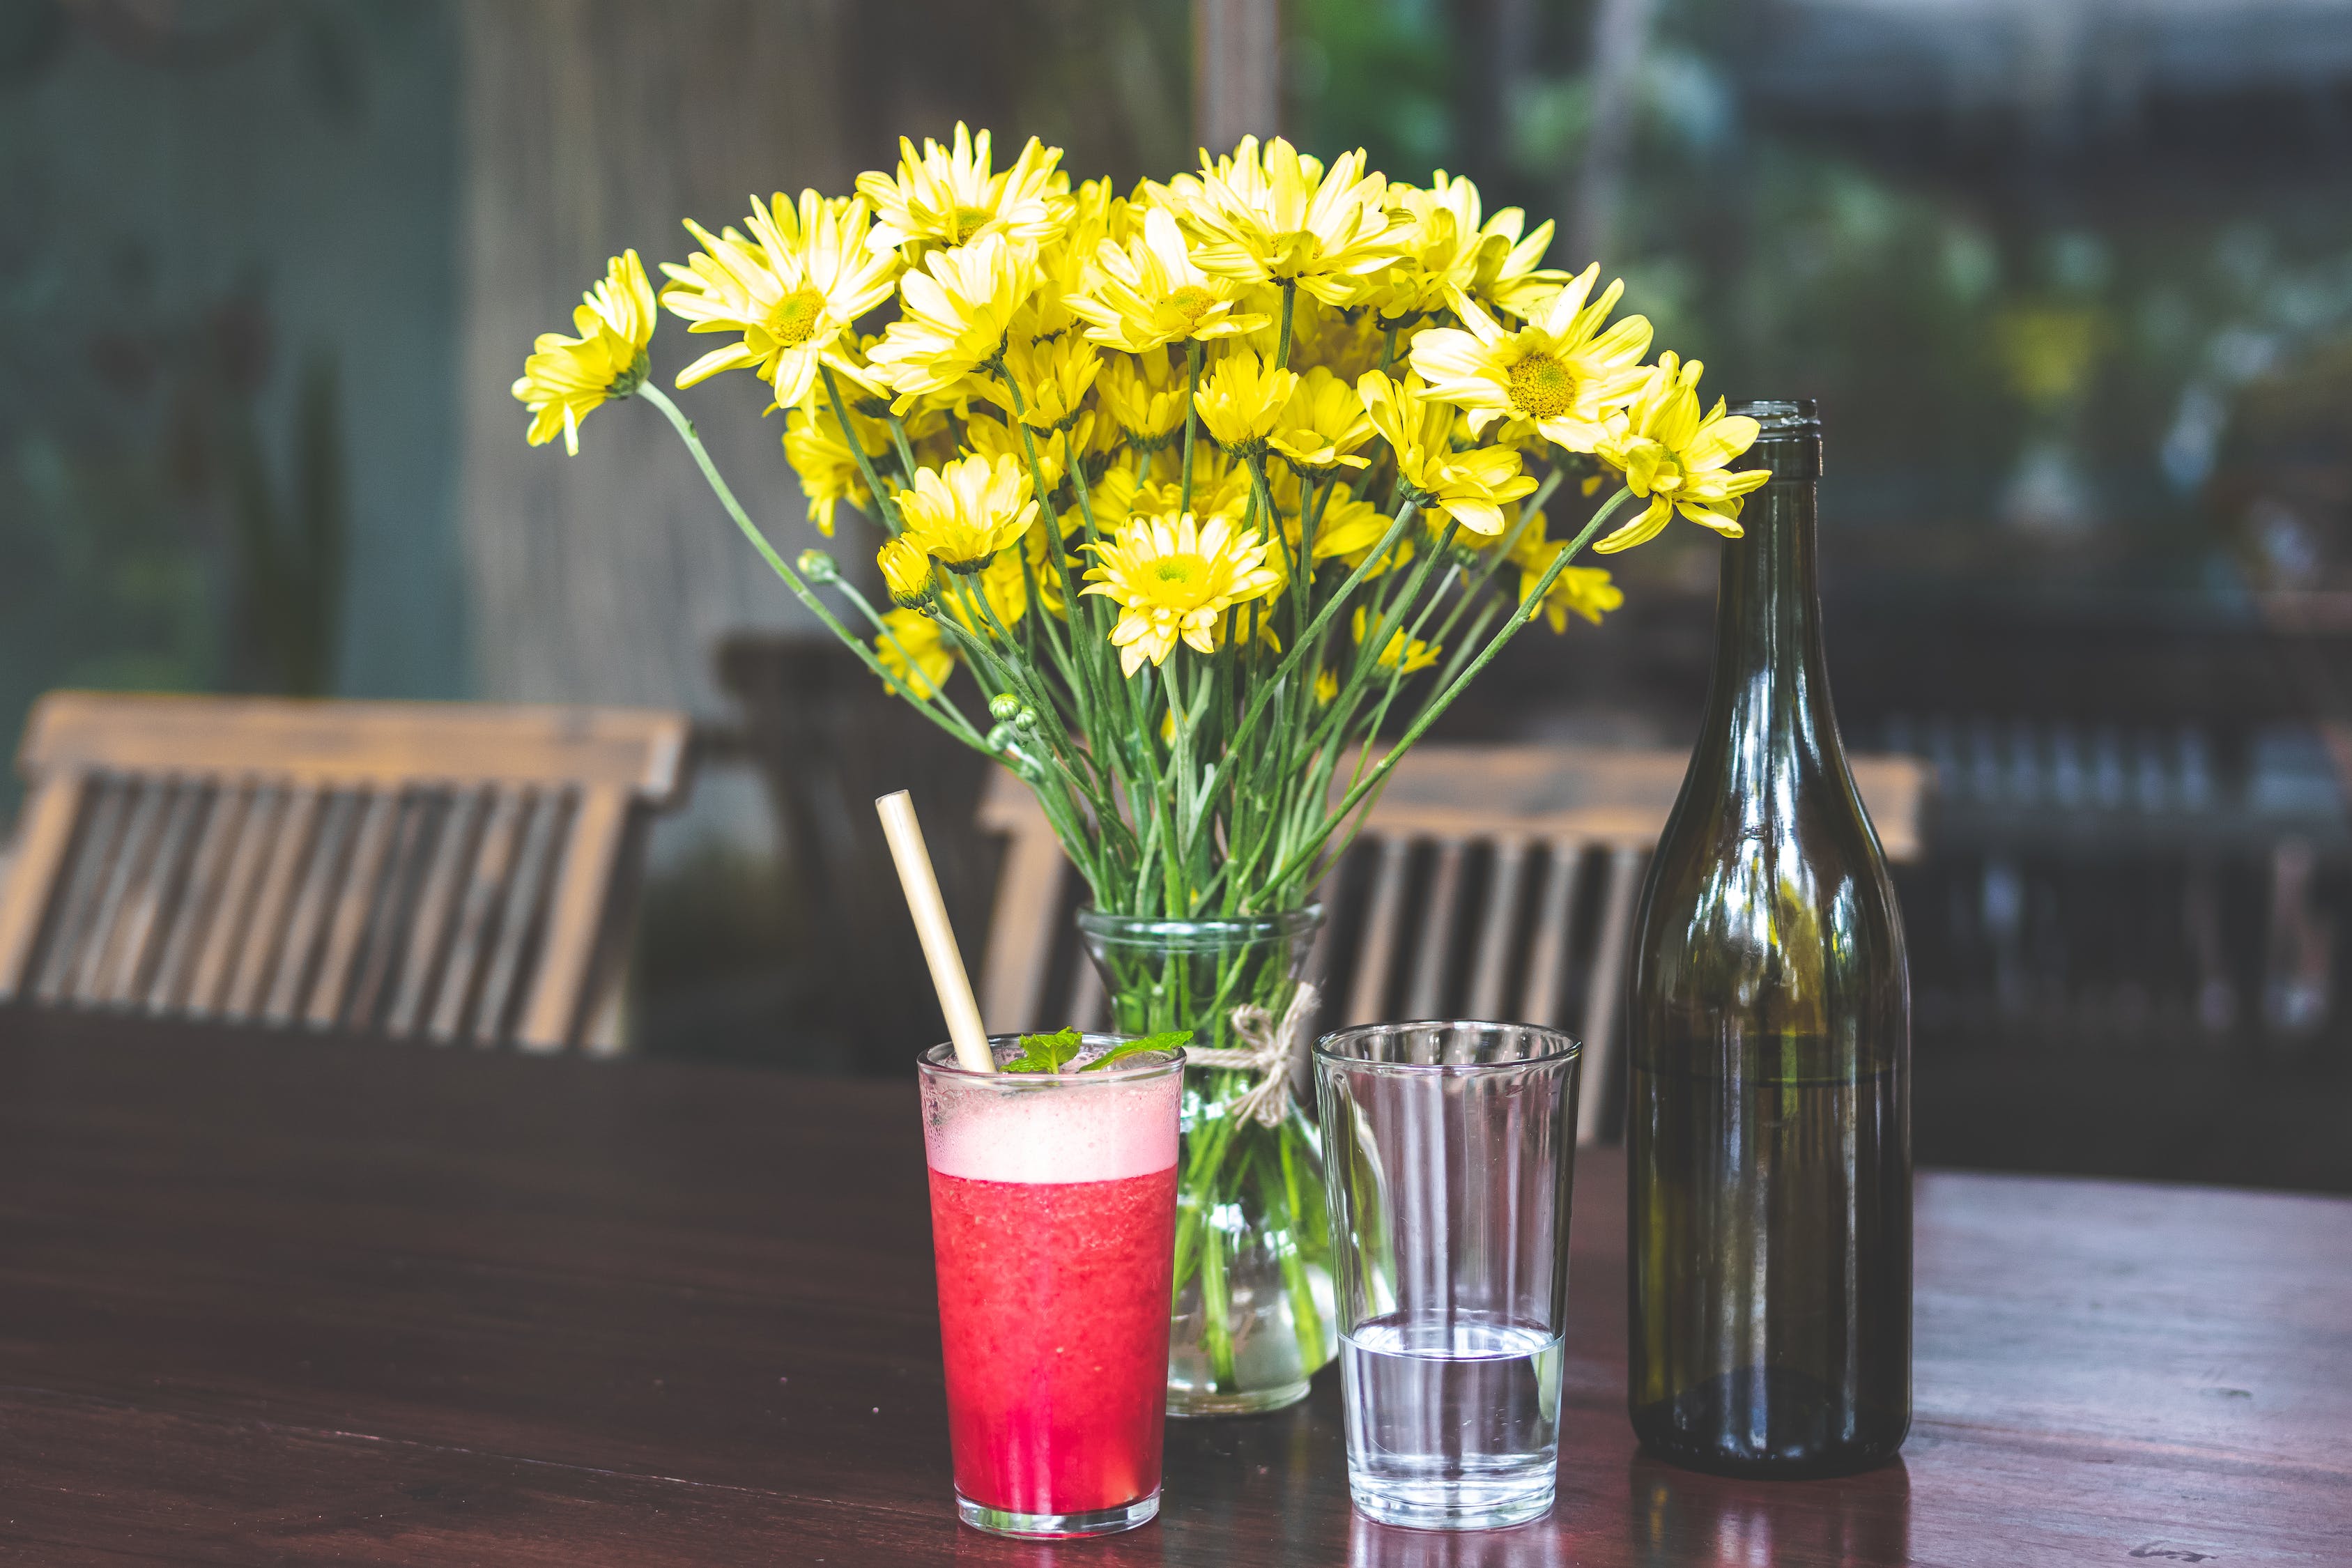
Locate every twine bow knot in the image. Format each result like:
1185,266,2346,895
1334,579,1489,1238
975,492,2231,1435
1184,981,1320,1128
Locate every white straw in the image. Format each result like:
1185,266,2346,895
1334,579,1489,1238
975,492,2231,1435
875,790,994,1074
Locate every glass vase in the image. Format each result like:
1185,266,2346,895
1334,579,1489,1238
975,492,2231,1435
1076,907,1337,1416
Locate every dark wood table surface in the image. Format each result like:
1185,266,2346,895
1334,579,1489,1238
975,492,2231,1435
3,1012,2347,1567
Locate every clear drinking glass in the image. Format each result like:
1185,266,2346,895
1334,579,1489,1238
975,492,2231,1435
1314,1022,1583,1530
918,1036,1186,1537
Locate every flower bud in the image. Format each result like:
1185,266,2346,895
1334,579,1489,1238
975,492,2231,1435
796,548,840,584
877,537,937,608
988,693,1023,722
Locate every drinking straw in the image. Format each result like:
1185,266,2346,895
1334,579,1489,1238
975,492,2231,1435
875,790,995,1074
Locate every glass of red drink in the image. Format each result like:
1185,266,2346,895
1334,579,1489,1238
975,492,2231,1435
918,1035,1185,1537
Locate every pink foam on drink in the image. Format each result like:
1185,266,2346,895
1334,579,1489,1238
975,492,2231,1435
923,1069,1180,1185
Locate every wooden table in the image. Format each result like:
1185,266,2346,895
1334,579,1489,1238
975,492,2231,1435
3,1013,2346,1566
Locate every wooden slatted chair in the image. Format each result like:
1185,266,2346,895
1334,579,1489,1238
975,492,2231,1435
977,743,1925,1144
0,692,691,1052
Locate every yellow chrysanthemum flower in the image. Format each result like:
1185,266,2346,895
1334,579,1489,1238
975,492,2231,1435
1371,174,1568,324
894,452,1039,571
658,192,898,408
856,123,1071,257
1298,483,1405,571
997,330,1099,431
1125,447,1253,522
1066,206,1268,353
1590,353,1769,553
1082,511,1284,676
963,410,1084,497
1502,507,1625,630
513,250,657,456
877,535,938,608
876,608,955,700
1351,606,1440,673
1165,137,1404,306
781,398,889,536
940,539,1033,629
1096,350,1190,447
866,233,1037,406
1268,365,1374,477
1259,480,1403,594
1406,264,1653,453
1193,348,1297,456
1357,369,1537,535
1275,293,1388,379
1314,668,1339,705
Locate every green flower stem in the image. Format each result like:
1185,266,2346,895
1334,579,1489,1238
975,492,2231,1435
1178,341,1204,517
1270,484,1639,887
821,367,904,535
884,410,920,484
1200,500,1421,819
1274,280,1298,371
638,384,983,750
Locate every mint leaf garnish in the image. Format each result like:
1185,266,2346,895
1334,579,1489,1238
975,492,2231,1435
1003,1027,1085,1073
1080,1029,1192,1071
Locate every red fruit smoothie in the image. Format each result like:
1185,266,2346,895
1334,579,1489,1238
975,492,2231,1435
923,1067,1180,1519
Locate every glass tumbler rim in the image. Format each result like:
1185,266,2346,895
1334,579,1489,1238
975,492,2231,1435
917,1034,1187,1086
1314,1019,1581,1074
1074,904,1325,946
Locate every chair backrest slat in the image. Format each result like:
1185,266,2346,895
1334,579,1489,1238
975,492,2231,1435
344,794,433,1031
472,789,567,1045
38,778,131,1006
75,778,169,1005
515,784,625,1052
1,693,689,1050
1346,836,1413,1026
147,784,243,1015
1466,836,1531,1021
429,787,531,1045
226,785,325,1019
387,787,484,1040
307,791,400,1031
186,783,284,1018
105,781,203,1008
976,742,1928,1145
265,790,358,1026
1405,836,1469,1019
1519,840,1585,1032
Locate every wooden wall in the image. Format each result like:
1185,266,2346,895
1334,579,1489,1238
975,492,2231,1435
455,0,856,718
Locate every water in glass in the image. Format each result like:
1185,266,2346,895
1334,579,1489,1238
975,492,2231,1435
1340,1311,1563,1528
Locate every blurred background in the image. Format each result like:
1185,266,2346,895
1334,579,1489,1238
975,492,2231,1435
6,0,2351,1189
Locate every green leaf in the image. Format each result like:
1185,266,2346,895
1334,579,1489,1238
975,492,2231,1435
1003,1027,1085,1073
1079,1029,1192,1071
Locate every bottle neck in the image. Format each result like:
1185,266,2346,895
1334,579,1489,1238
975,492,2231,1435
1704,449,1834,769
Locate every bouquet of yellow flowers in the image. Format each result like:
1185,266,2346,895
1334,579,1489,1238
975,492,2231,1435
514,125,1765,1414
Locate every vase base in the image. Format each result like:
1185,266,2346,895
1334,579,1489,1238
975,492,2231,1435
1167,1378,1311,1417
956,1489,1159,1538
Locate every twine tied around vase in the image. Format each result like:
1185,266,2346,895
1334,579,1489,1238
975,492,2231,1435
1185,981,1321,1128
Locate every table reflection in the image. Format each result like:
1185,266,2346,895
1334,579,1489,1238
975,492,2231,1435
1629,1454,1911,1567
1349,1514,1567,1568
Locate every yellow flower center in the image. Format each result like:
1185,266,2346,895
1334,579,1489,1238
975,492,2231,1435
953,205,994,241
1507,352,1578,420
764,288,828,347
1167,284,1216,324
1155,558,1201,587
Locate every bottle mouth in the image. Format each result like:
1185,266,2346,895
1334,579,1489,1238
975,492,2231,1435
1728,399,1821,479
1730,399,1820,438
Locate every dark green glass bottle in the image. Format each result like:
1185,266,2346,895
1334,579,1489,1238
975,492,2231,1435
1625,400,1911,1476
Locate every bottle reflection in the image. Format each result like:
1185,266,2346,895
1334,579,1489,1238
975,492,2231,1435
1349,1514,1566,1568
1630,1454,1910,1566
